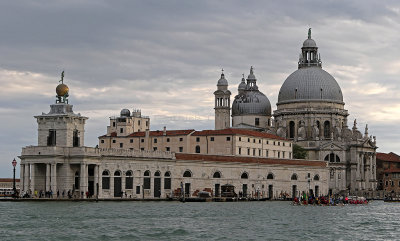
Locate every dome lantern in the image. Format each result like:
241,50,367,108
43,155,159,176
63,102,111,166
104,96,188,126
298,28,322,69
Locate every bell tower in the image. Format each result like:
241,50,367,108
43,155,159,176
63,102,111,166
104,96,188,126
36,71,88,147
214,69,231,130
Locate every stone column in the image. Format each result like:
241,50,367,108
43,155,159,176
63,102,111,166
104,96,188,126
94,165,99,197
121,173,126,198
46,164,51,192
20,164,24,195
161,175,165,198
30,163,35,194
51,163,57,196
98,165,102,198
80,163,85,198
110,173,114,198
24,164,30,194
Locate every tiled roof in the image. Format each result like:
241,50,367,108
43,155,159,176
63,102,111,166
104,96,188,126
192,128,287,141
384,168,400,174
128,129,195,137
175,153,326,167
377,152,400,162
0,178,20,182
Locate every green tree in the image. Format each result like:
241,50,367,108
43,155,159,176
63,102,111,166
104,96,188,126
293,144,307,159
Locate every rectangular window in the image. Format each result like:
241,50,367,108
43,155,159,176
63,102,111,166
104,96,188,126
248,138,250,142
73,130,79,147
239,137,242,141
112,140,116,143
179,138,183,142
130,139,133,143
102,177,110,189
138,120,141,126
120,143,123,148
144,178,151,189
273,141,276,145
112,122,116,127
153,147,157,151
126,177,133,189
140,148,144,151
283,142,285,146
120,128,123,133
154,138,157,143
259,140,261,144
146,121,148,126
266,151,269,157
166,147,170,151
141,139,144,143
196,137,200,142
253,139,255,143
210,137,215,141
259,149,261,156
179,147,183,152
101,140,104,143
283,152,285,158
247,149,250,155
239,148,241,155
255,118,260,126
278,152,280,158
226,137,231,141
164,178,171,189
47,129,56,146
385,181,388,186
136,186,141,194
253,149,256,156
267,141,269,144
278,142,280,146
167,138,170,142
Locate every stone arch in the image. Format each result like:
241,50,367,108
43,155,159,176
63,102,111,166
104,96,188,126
291,173,298,180
154,171,161,177
213,171,221,178
267,173,274,180
114,170,121,176
314,174,320,181
183,170,192,177
241,172,249,179
324,153,340,162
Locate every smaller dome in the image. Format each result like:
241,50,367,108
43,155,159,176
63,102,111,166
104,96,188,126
56,83,69,96
238,77,246,90
303,38,317,48
120,109,131,117
217,73,228,86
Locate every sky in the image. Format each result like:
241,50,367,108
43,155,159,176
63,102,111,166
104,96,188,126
1,0,400,177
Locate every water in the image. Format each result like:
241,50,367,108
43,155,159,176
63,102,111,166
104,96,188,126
0,200,399,240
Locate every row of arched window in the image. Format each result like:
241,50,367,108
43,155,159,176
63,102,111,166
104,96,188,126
288,120,333,139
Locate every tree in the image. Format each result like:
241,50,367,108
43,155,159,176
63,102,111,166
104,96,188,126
293,144,307,159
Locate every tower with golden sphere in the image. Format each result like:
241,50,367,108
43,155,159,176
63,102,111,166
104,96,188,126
36,71,88,147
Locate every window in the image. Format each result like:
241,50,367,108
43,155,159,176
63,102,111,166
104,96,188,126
248,138,250,142
167,138,170,142
253,139,255,143
166,147,170,151
259,149,261,156
101,140,104,143
112,122,115,127
267,173,274,179
239,137,242,141
253,149,256,156
126,171,133,189
259,140,261,144
144,170,151,189
289,121,295,139
102,170,110,189
120,143,123,148
138,120,141,126
291,174,298,180
247,149,250,155
213,172,221,178
255,118,260,126
120,128,123,133
241,172,248,179
164,172,171,189
278,142,280,146
183,170,192,177
179,147,183,152
140,148,144,151
226,137,231,141
385,181,388,186
141,139,144,143
47,129,56,146
195,145,200,153
73,130,79,147
196,137,200,142
267,141,269,144
153,147,157,151
179,138,183,142
239,148,241,155
278,152,280,158
154,138,157,143
130,139,133,143
273,141,276,145
266,151,269,157
283,142,285,146
74,171,79,189
324,121,331,139
210,137,215,141
314,175,319,181
283,152,285,158
112,140,116,143
136,186,140,194
146,121,148,126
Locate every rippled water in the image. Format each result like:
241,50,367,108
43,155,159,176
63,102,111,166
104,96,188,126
0,200,399,240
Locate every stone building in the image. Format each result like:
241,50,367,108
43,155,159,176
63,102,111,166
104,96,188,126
376,152,400,193
19,75,328,199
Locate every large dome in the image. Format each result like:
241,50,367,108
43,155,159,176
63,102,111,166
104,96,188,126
278,67,343,104
232,91,271,116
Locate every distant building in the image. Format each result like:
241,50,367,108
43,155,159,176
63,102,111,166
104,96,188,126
376,152,400,193
0,178,20,196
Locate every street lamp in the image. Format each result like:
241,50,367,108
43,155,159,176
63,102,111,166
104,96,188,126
12,158,17,197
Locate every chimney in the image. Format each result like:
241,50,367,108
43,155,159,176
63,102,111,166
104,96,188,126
163,126,167,136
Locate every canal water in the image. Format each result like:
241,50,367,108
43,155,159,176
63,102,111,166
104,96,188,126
0,200,399,240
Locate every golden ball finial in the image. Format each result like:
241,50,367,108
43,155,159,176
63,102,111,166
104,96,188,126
56,83,69,96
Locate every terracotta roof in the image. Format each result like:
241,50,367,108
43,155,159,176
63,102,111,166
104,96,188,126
192,128,287,141
128,129,195,137
0,178,20,182
175,153,326,167
377,152,400,163
384,168,400,174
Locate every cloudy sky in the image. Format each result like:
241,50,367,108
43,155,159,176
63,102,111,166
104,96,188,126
1,0,399,177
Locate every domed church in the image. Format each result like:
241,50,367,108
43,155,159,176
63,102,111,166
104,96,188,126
214,29,377,195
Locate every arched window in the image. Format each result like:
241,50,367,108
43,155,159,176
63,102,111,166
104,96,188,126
314,174,320,181
195,145,201,153
324,153,340,163
114,170,121,176
289,121,295,139
102,170,110,190
241,172,248,179
324,121,331,139
183,170,192,177
144,170,151,189
164,171,171,189
267,173,274,180
125,170,133,189
74,171,79,189
155,171,161,177
291,173,298,180
213,171,221,178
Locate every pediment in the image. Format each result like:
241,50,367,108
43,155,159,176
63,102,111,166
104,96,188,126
319,141,345,151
